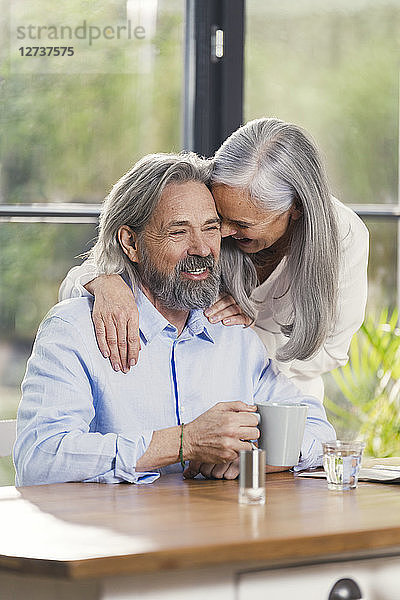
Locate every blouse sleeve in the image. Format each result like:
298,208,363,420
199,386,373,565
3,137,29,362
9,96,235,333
58,260,98,301
253,203,369,395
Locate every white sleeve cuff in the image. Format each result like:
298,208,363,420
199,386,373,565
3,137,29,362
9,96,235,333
115,432,160,484
59,263,98,301
72,283,93,299
293,433,323,472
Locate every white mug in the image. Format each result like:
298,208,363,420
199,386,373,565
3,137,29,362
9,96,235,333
256,402,308,466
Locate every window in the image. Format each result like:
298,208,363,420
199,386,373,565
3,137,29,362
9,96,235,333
245,0,400,313
0,1,184,426
2,0,184,205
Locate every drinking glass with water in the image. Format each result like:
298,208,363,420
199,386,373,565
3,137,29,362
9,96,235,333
322,440,365,490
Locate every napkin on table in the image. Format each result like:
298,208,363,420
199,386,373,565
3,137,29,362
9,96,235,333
296,457,400,483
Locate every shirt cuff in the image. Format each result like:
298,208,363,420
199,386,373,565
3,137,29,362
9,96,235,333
115,432,160,484
71,282,93,299
293,431,323,472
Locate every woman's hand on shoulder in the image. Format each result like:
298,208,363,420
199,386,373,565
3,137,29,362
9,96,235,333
204,294,253,327
86,274,140,373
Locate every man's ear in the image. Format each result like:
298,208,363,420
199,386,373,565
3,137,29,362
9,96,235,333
118,226,139,263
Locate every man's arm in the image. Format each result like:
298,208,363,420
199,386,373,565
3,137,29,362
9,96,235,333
14,312,159,486
138,401,259,469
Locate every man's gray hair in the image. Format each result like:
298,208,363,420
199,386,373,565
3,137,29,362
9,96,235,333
89,152,213,287
212,117,340,362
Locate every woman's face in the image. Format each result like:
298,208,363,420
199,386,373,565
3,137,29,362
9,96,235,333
211,184,298,254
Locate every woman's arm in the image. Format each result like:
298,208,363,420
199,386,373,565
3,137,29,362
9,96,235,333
85,274,140,373
59,261,140,372
59,264,252,371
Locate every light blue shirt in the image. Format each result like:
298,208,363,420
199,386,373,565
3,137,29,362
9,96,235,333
14,287,335,486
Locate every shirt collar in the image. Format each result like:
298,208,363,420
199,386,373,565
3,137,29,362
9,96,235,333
185,308,215,343
135,286,215,345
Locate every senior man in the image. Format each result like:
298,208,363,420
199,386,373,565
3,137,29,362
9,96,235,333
14,153,335,486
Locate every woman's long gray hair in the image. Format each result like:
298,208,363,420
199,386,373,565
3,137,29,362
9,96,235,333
88,152,213,287
212,118,340,362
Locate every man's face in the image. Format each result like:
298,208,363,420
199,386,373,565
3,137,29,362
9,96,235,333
137,181,222,310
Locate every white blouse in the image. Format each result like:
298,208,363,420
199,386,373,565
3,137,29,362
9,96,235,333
59,198,369,402
251,198,369,400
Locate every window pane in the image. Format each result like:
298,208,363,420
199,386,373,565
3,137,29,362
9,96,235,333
365,218,397,314
0,222,97,423
1,0,184,205
323,218,398,443
245,1,399,204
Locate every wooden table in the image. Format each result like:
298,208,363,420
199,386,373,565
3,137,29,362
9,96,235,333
1,472,400,599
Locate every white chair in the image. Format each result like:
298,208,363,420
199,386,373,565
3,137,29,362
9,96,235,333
0,420,17,457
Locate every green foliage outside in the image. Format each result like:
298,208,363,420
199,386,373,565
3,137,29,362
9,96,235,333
0,457,14,487
245,1,399,207
325,310,400,457
0,1,398,341
0,1,183,204
0,222,96,339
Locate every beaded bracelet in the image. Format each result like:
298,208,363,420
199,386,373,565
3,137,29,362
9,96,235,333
179,423,185,468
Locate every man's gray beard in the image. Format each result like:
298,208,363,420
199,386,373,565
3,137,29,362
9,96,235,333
137,245,221,311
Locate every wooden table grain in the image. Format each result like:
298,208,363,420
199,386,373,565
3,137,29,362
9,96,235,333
1,472,400,579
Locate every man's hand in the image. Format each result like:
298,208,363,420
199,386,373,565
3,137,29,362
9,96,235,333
85,274,140,373
183,459,291,479
183,458,240,480
184,401,259,464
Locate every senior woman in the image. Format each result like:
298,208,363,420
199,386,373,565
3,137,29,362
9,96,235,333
60,118,369,401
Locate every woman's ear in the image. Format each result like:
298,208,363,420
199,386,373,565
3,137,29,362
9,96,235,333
290,199,303,221
118,226,139,263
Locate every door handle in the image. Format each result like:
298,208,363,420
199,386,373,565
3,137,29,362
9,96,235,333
328,577,363,599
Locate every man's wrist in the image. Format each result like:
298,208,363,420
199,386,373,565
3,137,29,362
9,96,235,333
182,421,194,462
179,424,185,467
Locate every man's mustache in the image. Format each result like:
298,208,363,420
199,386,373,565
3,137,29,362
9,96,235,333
177,254,215,272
